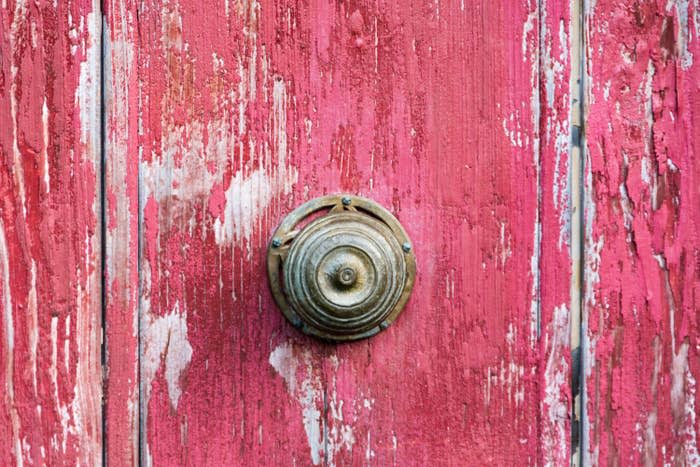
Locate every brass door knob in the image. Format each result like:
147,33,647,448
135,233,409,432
267,194,416,341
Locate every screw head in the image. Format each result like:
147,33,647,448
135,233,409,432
272,238,282,248
402,242,412,253
341,196,352,206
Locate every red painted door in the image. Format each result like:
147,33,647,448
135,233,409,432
103,0,574,464
2,0,699,466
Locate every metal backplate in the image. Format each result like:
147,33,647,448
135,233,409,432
267,194,416,341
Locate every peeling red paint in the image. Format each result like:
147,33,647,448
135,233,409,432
583,1,700,464
0,1,102,465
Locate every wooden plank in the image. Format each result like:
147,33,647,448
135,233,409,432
0,1,102,465
319,1,573,465
539,0,576,464
103,0,140,465
133,0,573,464
135,1,311,463
582,1,700,464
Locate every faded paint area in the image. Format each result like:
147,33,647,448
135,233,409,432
542,304,571,464
269,342,356,466
141,300,193,412
483,323,527,408
136,0,308,464
583,1,700,465
212,80,298,249
0,1,102,465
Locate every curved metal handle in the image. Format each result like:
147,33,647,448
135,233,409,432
267,194,416,341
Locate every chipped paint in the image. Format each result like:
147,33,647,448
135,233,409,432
103,0,141,462
1,0,102,464
269,342,355,466
524,0,543,346
542,304,570,465
671,341,700,464
583,0,700,463
529,219,542,344
671,0,694,70
0,220,21,466
142,301,193,411
213,82,297,247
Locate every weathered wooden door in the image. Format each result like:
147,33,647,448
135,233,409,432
1,0,699,466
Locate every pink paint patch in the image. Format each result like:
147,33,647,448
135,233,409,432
207,182,226,220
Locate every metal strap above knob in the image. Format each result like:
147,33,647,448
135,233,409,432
267,194,416,341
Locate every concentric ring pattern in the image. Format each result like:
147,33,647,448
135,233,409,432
267,194,416,341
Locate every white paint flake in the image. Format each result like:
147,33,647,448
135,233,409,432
141,300,193,411
522,9,537,60
483,323,526,408
502,112,526,148
143,5,297,257
0,219,22,466
270,342,356,466
41,98,50,193
212,78,298,250
529,220,542,344
270,342,324,464
74,7,103,464
498,221,512,267
641,60,660,209
642,337,661,464
77,9,101,173
542,304,570,465
544,18,572,251
139,282,193,461
523,0,542,346
670,0,694,69
9,0,28,220
671,341,700,464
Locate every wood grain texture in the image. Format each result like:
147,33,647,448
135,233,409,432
103,0,140,464
582,1,700,465
539,0,576,464
0,1,102,465
124,0,574,465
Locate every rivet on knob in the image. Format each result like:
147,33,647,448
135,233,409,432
402,242,412,253
272,238,282,248
336,266,357,287
341,196,352,206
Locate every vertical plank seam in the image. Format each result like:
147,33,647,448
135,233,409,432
535,0,543,342
578,0,590,463
99,1,107,464
136,4,144,463
569,0,585,464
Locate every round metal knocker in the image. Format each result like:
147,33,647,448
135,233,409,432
267,194,416,341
